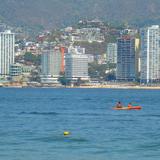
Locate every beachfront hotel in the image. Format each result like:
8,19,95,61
65,46,89,81
41,45,62,83
140,25,160,84
0,30,15,76
116,35,136,81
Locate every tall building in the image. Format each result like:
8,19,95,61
0,30,15,76
140,25,160,83
106,43,117,63
41,46,62,83
60,47,65,73
135,38,140,81
116,36,136,81
65,46,89,81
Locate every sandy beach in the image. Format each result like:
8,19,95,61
68,84,160,90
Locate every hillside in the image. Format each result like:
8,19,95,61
0,0,160,29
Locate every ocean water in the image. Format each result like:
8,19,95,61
0,88,160,160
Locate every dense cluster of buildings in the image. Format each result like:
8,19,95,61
0,23,160,86
41,45,89,84
116,25,160,84
71,28,105,43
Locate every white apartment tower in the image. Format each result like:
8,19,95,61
65,46,89,81
0,30,15,75
140,25,160,83
106,43,117,63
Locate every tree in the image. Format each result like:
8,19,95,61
89,62,116,80
58,75,71,86
24,52,41,65
30,69,41,82
105,71,116,81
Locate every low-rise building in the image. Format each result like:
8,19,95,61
9,63,22,81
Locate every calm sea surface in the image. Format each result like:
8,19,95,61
0,88,160,160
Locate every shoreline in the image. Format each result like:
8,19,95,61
67,85,160,90
1,84,160,89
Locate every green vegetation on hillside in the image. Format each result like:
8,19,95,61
0,0,160,29
74,41,107,55
89,62,116,80
24,52,41,65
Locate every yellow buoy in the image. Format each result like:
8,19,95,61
63,131,70,136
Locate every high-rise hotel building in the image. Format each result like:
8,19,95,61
41,45,63,83
65,46,89,81
106,43,117,64
0,30,15,76
140,25,160,83
116,36,136,81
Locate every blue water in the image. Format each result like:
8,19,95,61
0,88,160,160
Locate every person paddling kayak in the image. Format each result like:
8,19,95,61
116,101,123,108
128,103,132,108
113,102,142,110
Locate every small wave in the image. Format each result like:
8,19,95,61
138,142,160,150
69,113,106,117
140,114,160,118
19,111,59,116
76,113,101,116
50,97,62,101
112,119,135,122
30,137,58,143
30,136,88,144
91,150,109,155
82,98,92,101
69,137,88,143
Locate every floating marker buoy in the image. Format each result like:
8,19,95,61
63,131,70,136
